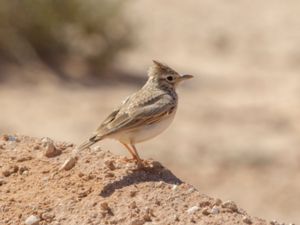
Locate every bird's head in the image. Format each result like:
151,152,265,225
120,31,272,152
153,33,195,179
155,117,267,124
148,60,193,88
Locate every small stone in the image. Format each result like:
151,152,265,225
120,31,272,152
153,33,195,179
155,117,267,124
100,202,110,211
11,165,19,173
0,179,6,186
187,187,196,193
129,190,138,197
60,157,77,171
243,216,252,224
222,200,238,212
129,201,137,209
199,200,211,207
143,214,151,222
43,138,61,158
2,134,9,141
2,165,19,177
78,191,88,198
145,207,154,218
105,172,115,178
202,207,210,215
187,206,200,214
25,215,40,225
17,156,32,162
33,144,40,150
93,146,103,151
190,217,196,223
2,169,11,177
172,185,178,191
155,181,164,188
78,172,84,178
22,170,29,176
8,135,17,142
41,212,55,222
104,160,116,170
214,198,222,206
211,206,220,214
19,166,29,174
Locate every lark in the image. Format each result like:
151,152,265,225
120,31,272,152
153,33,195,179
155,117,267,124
61,60,193,170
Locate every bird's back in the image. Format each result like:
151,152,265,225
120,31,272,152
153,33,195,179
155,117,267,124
96,82,178,138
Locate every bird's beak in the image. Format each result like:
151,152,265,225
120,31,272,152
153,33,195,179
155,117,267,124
178,74,194,81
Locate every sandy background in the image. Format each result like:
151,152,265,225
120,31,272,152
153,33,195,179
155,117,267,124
0,0,300,224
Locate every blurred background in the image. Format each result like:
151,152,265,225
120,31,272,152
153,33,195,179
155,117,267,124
0,0,300,223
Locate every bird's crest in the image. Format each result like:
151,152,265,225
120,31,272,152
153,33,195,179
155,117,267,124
148,60,178,77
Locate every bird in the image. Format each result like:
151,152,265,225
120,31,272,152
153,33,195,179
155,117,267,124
61,60,193,170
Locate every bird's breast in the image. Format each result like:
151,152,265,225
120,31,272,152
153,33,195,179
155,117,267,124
115,109,177,144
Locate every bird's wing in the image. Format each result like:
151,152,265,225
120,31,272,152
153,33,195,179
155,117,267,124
97,94,176,137
95,95,130,134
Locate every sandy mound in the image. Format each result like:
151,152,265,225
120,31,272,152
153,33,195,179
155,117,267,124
0,135,272,225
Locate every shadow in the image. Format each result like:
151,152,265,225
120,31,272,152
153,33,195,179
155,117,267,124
99,162,182,197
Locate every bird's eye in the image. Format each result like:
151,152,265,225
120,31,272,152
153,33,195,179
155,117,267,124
167,76,173,81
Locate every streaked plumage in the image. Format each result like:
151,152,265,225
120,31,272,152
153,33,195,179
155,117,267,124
66,60,193,167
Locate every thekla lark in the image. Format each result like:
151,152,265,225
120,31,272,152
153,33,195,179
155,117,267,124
64,60,193,168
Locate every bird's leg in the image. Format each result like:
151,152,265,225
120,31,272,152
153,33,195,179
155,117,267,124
121,142,138,161
130,144,143,166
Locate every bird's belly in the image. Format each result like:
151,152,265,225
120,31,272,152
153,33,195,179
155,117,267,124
116,111,176,144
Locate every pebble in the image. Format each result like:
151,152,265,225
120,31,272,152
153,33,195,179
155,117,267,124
143,213,151,222
2,134,9,141
211,205,220,214
129,190,138,197
187,206,200,214
173,214,180,222
25,215,40,225
2,165,19,177
60,157,77,171
104,160,116,170
202,207,210,215
243,216,252,224
100,202,110,211
93,146,103,152
17,156,32,162
8,135,17,142
214,198,222,206
41,212,55,222
199,200,211,207
129,201,137,209
0,179,6,186
187,187,196,194
222,200,238,212
155,181,164,188
19,166,29,175
43,138,61,158
171,184,178,191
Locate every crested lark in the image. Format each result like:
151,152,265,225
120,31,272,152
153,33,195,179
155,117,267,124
61,60,193,170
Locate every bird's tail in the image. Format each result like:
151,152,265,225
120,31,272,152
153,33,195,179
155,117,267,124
73,135,103,155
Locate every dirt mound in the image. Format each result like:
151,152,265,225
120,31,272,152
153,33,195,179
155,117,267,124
0,135,270,225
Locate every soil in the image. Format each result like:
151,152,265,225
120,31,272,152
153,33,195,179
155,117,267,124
0,135,271,225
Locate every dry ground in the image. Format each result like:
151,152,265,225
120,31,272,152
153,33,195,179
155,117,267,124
0,135,270,225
